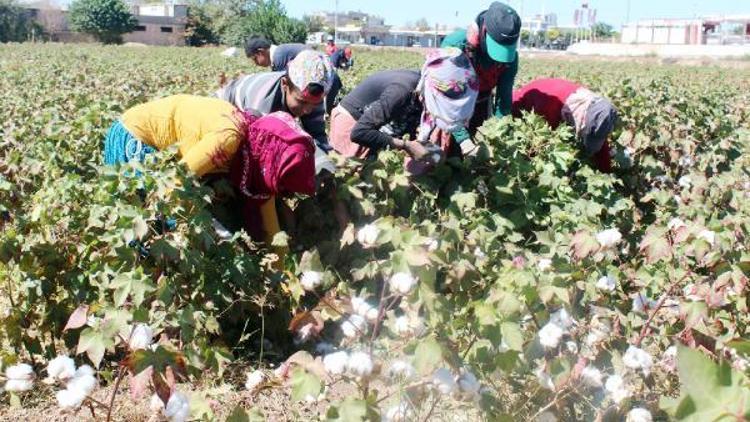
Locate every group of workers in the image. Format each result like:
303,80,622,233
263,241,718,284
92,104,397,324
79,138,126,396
103,2,619,246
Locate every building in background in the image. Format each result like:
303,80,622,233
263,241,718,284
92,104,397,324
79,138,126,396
127,3,188,46
22,1,188,45
522,13,558,33
621,15,750,45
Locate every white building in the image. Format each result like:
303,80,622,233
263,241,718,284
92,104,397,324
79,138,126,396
621,15,750,45
522,13,558,33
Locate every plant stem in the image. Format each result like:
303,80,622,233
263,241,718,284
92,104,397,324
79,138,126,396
635,273,688,346
106,365,126,422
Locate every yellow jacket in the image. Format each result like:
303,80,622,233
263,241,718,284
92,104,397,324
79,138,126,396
122,94,283,251
122,95,241,177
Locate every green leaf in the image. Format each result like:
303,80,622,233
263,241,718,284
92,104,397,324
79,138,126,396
110,273,155,308
662,345,750,420
290,368,322,403
500,322,524,352
413,337,444,375
226,406,265,422
77,327,111,368
326,397,369,422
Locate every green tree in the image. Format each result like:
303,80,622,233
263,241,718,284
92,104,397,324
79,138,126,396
302,14,326,33
0,0,42,42
223,0,306,46
184,5,220,46
68,0,137,44
592,22,614,39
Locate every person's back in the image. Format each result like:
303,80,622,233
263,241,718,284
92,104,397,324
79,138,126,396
272,43,310,72
339,70,421,120
121,95,240,175
512,78,581,128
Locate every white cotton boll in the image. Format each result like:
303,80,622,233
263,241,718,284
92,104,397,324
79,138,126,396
457,370,481,400
47,356,76,381
56,387,87,409
323,351,349,376
431,368,457,396
537,258,552,272
300,271,323,291
698,230,716,246
667,218,686,231
565,341,579,354
6,364,34,381
678,176,692,188
550,309,575,330
365,307,380,322
627,408,653,422
346,352,374,378
534,367,555,391
425,238,439,252
383,401,414,422
164,391,190,422
605,375,630,403
581,366,603,388
129,324,154,350
596,275,617,292
295,323,316,344
357,224,380,248
150,394,165,411
341,314,367,338
387,360,416,380
623,346,654,375
394,316,412,337
5,363,34,391
389,272,417,295
539,322,564,348
474,247,487,259
245,370,266,392
5,379,34,392
596,228,622,249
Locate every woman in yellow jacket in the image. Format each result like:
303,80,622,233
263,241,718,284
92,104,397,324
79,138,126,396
103,95,316,247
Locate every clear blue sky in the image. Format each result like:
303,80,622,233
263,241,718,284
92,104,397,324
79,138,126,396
281,0,750,28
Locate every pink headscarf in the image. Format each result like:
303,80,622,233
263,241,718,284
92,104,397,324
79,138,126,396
230,111,316,201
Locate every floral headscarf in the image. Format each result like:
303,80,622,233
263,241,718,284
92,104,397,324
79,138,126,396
416,48,479,142
287,50,335,101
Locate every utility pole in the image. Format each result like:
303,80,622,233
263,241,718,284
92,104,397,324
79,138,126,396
334,0,339,43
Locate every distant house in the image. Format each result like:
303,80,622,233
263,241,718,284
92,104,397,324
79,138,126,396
621,15,750,45
23,1,188,46
126,4,188,46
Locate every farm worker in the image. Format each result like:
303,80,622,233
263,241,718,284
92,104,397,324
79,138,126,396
244,35,343,115
330,47,354,70
103,98,315,246
512,78,618,172
329,47,479,173
325,35,338,56
441,2,521,134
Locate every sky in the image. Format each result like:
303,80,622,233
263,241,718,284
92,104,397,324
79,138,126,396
281,0,750,28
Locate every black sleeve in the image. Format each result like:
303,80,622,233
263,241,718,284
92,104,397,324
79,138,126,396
350,83,412,151
300,103,330,150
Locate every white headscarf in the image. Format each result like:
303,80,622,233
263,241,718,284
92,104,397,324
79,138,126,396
417,48,479,141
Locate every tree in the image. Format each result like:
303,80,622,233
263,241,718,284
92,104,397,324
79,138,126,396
222,0,306,46
68,0,137,44
414,18,431,31
592,22,614,40
184,5,220,46
0,0,42,42
303,14,326,33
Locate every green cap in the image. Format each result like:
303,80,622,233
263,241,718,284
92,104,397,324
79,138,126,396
485,33,518,63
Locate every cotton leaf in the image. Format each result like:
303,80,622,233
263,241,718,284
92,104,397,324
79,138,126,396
64,305,89,331
570,230,599,260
